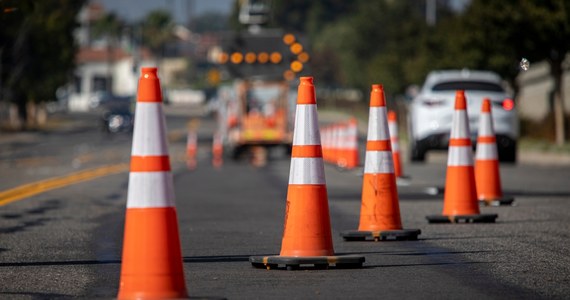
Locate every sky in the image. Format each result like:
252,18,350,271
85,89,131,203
96,0,234,24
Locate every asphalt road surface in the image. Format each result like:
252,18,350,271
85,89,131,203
1,107,569,299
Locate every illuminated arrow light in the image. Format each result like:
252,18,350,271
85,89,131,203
290,43,303,55
245,52,257,64
283,33,296,45
231,52,244,64
298,52,310,63
257,52,269,64
218,52,229,64
270,52,282,64
290,60,303,73
283,70,295,81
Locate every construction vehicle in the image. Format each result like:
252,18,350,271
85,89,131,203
217,78,296,161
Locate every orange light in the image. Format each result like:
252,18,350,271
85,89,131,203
298,52,310,63
218,52,229,64
502,98,515,111
270,52,282,64
290,61,303,73
283,34,296,45
290,43,303,55
257,52,269,64
283,70,295,81
245,52,256,64
230,52,243,64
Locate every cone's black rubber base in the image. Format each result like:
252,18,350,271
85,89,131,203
250,255,365,270
341,229,421,241
426,213,498,223
479,197,515,207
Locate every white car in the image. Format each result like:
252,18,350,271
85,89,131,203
408,69,518,162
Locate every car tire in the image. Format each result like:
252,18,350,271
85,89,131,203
410,140,426,162
499,141,517,163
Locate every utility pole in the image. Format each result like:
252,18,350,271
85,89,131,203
426,0,436,26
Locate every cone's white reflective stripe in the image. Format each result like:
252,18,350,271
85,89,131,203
187,132,197,146
448,146,474,166
332,127,339,149
367,107,390,141
478,113,494,136
346,137,358,149
476,143,498,160
288,157,326,184
391,138,400,152
339,128,352,149
388,121,398,139
127,172,175,208
364,151,394,174
450,110,470,139
348,124,358,149
132,103,169,156
293,104,321,146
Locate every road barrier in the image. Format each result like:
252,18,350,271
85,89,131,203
426,90,498,223
475,98,515,206
118,67,188,299
250,77,364,270
341,84,420,241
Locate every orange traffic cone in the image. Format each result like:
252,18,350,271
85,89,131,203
388,110,407,179
118,67,188,299
212,132,223,168
341,85,420,241
426,91,498,223
345,118,360,169
250,77,364,270
186,130,198,170
475,98,514,206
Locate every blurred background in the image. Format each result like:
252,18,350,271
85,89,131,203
0,0,569,150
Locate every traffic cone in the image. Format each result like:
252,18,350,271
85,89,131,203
341,84,420,241
475,98,514,206
250,77,364,270
388,110,407,179
118,67,188,299
212,132,223,168
345,118,359,169
322,125,331,162
332,124,342,167
186,130,197,170
426,91,498,223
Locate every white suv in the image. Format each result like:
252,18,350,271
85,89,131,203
408,69,518,162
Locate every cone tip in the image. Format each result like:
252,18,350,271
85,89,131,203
455,90,467,110
141,67,158,78
300,76,314,85
481,98,491,112
297,77,316,104
388,110,397,121
370,83,386,107
372,84,383,91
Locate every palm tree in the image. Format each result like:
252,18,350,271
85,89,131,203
91,12,123,93
141,10,174,64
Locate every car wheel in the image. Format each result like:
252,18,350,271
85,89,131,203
410,140,426,162
499,141,517,163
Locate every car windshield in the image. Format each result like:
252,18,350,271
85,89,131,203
432,81,504,92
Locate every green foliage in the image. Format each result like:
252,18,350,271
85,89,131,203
0,0,85,104
141,10,174,57
92,12,123,41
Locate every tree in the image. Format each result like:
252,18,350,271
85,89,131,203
458,0,570,145
92,12,124,93
0,0,85,129
141,10,174,61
